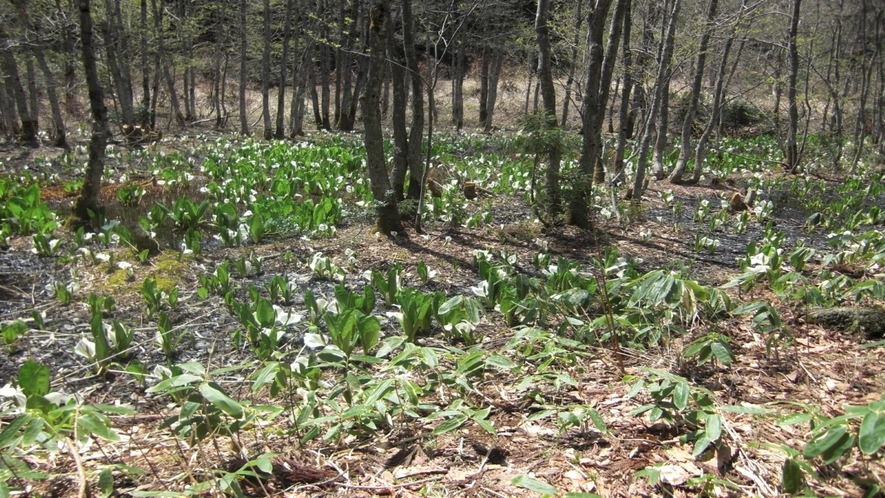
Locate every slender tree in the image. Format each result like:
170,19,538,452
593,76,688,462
784,0,802,173
0,24,38,146
535,0,562,213
11,0,67,147
69,0,109,228
238,0,249,134
632,0,681,199
363,0,403,236
669,0,719,184
261,0,272,138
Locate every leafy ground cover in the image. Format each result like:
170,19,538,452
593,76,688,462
0,130,884,497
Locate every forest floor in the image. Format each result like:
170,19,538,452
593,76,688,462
0,131,883,497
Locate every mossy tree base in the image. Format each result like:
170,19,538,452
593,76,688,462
809,307,885,339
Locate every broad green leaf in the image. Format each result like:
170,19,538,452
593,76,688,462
693,434,713,457
432,414,468,435
255,299,275,328
587,409,607,433
146,374,202,393
99,467,114,498
18,361,50,397
803,425,848,459
710,342,733,366
199,382,244,419
720,404,772,415
859,412,885,455
77,413,120,441
0,415,29,449
527,409,556,421
777,412,813,426
706,413,722,442
820,432,855,465
512,475,558,495
486,353,517,370
781,458,804,494
672,382,689,410
251,362,280,393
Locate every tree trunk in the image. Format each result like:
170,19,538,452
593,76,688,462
363,0,403,236
261,0,272,139
12,0,67,147
592,0,629,184
535,0,562,213
276,0,294,139
0,25,38,146
451,34,465,130
102,0,134,129
567,0,618,228
403,0,424,201
153,0,184,126
140,0,150,126
0,80,17,137
561,0,583,127
238,0,249,134
482,48,503,132
669,0,718,184
478,50,489,124
692,37,736,184
69,0,109,229
785,0,801,173
649,0,678,181
632,0,681,200
309,62,323,128
611,0,633,184
388,14,409,202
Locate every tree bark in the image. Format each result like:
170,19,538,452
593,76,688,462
649,0,677,181
632,0,681,199
535,0,562,213
0,25,38,146
478,48,489,124
482,48,503,132
153,0,184,126
140,0,150,126
276,0,294,139
69,0,109,229
261,0,273,139
403,0,425,202
785,0,801,173
238,0,249,134
363,0,403,236
11,0,67,147
103,0,134,129
561,0,583,127
669,0,718,184
611,0,633,185
692,37,736,184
